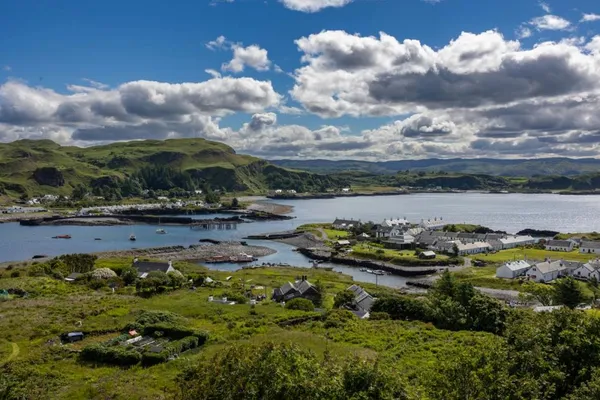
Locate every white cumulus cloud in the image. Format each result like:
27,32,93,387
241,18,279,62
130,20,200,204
279,0,352,13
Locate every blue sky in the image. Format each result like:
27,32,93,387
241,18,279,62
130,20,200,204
1,0,600,159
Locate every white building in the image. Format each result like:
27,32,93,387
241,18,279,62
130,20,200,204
580,241,600,254
387,233,415,246
381,217,409,227
499,235,536,249
545,240,574,252
420,217,445,230
525,260,568,283
341,188,351,193
573,259,600,281
457,241,492,255
496,260,532,279
332,218,360,230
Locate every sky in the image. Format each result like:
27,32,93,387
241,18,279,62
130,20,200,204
1,0,600,160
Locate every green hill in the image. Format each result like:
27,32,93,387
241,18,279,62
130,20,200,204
271,158,600,177
0,139,345,198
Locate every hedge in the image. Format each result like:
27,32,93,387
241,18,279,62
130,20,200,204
80,344,142,366
141,334,208,366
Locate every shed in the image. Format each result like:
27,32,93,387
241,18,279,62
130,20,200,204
419,251,436,259
64,332,84,343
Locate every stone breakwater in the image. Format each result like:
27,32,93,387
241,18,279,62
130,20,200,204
94,242,276,262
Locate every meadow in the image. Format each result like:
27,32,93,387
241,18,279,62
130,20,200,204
1,260,484,399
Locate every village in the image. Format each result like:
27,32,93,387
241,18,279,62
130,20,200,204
327,216,600,286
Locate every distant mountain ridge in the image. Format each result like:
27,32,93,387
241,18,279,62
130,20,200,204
270,158,600,177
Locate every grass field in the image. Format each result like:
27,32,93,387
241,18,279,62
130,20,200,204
0,262,491,399
453,266,524,291
472,248,598,264
351,243,451,266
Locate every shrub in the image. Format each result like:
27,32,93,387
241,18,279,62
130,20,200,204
88,280,107,290
324,309,357,329
90,268,118,280
10,271,20,278
219,292,247,304
285,298,315,312
369,312,391,320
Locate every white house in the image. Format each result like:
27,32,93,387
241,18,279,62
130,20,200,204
573,259,600,280
420,218,446,230
387,233,415,246
457,241,492,255
287,190,297,194
274,189,283,194
496,260,532,279
580,241,600,254
499,235,536,249
332,218,360,230
525,260,568,283
381,217,409,227
341,188,351,193
545,240,574,252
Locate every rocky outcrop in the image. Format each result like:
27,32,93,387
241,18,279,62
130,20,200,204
32,167,65,187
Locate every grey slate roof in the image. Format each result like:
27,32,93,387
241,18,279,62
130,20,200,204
134,261,171,273
546,240,573,247
581,241,600,249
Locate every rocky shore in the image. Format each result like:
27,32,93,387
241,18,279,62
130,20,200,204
94,241,276,262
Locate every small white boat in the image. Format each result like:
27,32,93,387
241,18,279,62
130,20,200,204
156,228,167,234
129,234,136,241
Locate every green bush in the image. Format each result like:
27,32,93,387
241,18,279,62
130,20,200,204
88,279,107,290
10,271,20,278
324,309,357,329
219,291,247,304
369,312,391,320
285,298,315,312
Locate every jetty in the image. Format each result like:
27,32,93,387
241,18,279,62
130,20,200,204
190,221,238,231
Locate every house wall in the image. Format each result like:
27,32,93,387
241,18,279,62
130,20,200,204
545,245,573,252
580,247,600,254
496,266,526,279
526,268,561,283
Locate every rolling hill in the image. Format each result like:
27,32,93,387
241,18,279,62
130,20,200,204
0,139,346,198
270,158,600,177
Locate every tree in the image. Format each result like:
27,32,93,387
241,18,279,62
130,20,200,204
554,277,587,309
231,197,239,208
452,243,460,257
334,290,355,309
519,281,556,306
432,270,457,298
120,267,138,286
312,280,324,307
71,184,89,201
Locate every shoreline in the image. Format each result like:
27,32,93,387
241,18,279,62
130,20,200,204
0,241,277,266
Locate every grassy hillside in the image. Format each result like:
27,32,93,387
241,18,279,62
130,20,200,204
0,261,492,399
272,158,600,177
0,139,345,198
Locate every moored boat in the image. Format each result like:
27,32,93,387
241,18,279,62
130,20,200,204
156,228,167,234
52,235,71,239
129,234,136,241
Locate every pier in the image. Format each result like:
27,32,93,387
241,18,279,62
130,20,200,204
190,221,238,230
